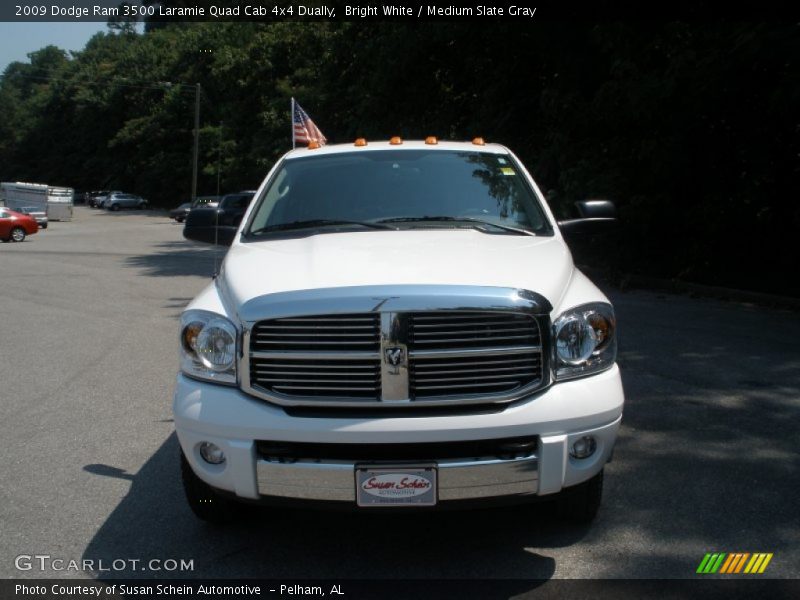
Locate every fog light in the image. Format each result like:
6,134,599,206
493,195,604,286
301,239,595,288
199,442,226,464
570,436,597,459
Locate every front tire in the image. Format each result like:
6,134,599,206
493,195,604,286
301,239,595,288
10,227,26,242
111,204,120,211
180,451,236,524
556,469,604,523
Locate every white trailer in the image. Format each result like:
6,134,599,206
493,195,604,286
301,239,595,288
0,182,73,221
46,186,74,221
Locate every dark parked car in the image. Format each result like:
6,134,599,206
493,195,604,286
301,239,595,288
170,198,219,223
170,203,192,222
0,208,39,242
182,191,255,245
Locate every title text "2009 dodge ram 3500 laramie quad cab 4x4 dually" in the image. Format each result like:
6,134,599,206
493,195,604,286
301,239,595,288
176,137,624,524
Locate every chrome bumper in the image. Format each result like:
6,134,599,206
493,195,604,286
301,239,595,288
256,455,539,502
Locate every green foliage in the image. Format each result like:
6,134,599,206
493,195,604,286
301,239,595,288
0,21,795,294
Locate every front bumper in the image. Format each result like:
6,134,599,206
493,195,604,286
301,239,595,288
173,365,624,505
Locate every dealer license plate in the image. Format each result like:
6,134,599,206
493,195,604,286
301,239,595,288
355,465,437,507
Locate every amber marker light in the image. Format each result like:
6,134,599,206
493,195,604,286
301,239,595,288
472,137,486,146
354,138,367,146
425,136,438,145
307,141,321,149
389,136,403,145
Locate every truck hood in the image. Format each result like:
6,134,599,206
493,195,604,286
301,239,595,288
218,230,573,314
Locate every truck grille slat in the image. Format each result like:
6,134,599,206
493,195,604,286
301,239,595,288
414,358,538,369
413,372,535,383
256,332,378,337
278,317,377,323
411,314,530,322
412,334,535,344
257,326,377,331
414,365,538,376
256,339,378,345
256,364,377,371
255,369,379,376
413,322,531,330
273,385,380,392
415,380,522,391
260,377,381,384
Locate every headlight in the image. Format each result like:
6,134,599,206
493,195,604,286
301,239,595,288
180,310,237,384
553,302,616,380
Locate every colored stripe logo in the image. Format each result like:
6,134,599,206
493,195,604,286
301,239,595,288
697,553,773,574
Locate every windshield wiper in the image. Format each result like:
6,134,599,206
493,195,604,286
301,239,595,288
249,219,397,235
376,216,536,236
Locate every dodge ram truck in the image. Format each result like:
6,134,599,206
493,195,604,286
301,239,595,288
176,137,624,523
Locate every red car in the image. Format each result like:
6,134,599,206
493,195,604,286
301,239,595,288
0,207,39,242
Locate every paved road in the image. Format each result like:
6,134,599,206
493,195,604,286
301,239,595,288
1,208,798,582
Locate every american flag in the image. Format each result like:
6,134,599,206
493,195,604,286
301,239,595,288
292,100,327,146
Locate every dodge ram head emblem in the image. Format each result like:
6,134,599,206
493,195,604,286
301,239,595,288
384,347,405,367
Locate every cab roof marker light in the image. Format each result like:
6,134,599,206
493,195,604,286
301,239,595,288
472,137,486,146
307,141,321,150
425,136,438,145
354,138,367,147
389,136,403,145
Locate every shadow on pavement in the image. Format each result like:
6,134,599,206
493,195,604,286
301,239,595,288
124,242,226,278
595,289,800,578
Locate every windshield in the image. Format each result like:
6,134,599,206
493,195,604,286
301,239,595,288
246,150,552,236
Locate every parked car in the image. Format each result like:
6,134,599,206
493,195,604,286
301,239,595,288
0,207,39,242
172,197,223,222
16,206,48,229
106,193,148,211
86,190,115,208
177,138,623,524
170,203,192,222
182,191,256,243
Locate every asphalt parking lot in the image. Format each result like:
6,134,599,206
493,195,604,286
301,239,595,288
1,207,798,583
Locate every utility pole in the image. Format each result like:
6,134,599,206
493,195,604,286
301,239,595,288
191,83,200,203
216,121,223,197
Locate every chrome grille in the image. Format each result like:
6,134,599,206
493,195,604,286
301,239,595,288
248,310,544,405
250,314,381,399
251,314,380,352
408,312,542,398
408,312,540,350
250,357,381,398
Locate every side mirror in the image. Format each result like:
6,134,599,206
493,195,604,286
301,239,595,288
558,200,618,235
183,208,235,246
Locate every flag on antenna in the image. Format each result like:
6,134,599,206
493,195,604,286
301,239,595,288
292,99,327,147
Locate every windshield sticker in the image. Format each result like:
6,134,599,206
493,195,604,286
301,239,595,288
500,167,515,176
497,157,508,164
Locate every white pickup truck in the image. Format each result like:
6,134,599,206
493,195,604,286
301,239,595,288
176,138,624,523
